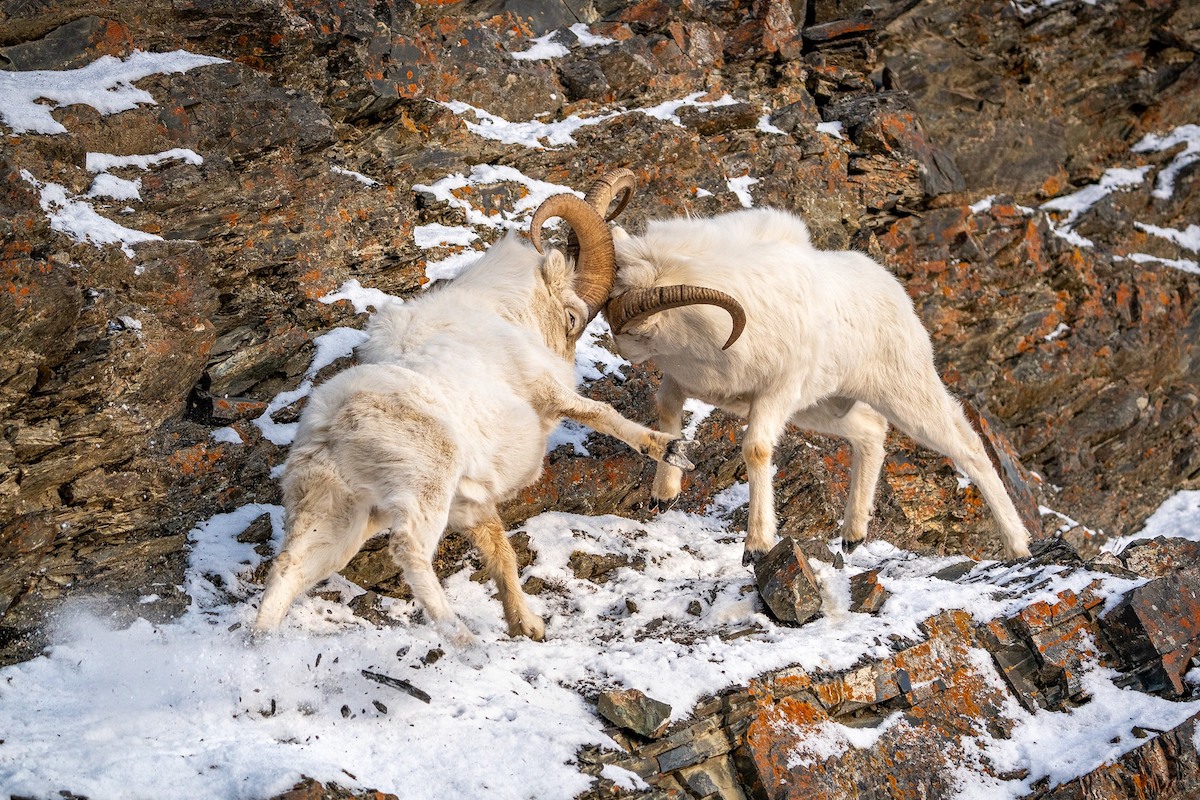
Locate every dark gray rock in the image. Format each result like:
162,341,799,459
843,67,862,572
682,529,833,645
754,537,823,625
598,688,673,739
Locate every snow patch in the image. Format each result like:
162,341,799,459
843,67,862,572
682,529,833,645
1104,490,1200,553
414,223,479,248
512,32,571,61
1122,253,1200,275
816,121,844,139
1134,221,1200,253
442,93,751,150
570,23,615,47
1133,124,1200,200
21,169,163,259
0,50,225,135
86,148,203,173
1040,166,1152,247
331,166,378,186
320,279,396,315
728,175,759,208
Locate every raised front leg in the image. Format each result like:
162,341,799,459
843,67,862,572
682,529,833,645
465,511,544,641
532,378,695,470
650,375,687,512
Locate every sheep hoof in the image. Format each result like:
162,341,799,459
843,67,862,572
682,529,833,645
648,496,675,514
841,537,863,554
510,614,546,642
742,549,766,567
247,627,272,645
664,438,696,470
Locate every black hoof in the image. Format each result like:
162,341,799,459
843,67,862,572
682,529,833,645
841,537,863,554
664,438,696,471
742,549,765,567
648,497,673,514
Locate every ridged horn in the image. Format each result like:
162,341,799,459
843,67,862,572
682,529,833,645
606,285,747,350
529,194,616,320
584,168,636,221
567,169,637,265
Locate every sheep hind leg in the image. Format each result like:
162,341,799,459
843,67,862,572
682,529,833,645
385,500,475,648
880,387,1032,559
253,503,376,635
792,400,888,554
466,511,544,641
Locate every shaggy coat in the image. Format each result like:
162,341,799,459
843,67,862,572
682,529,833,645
610,208,1032,561
254,235,691,644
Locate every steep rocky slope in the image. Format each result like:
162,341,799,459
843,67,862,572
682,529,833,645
1,0,1199,795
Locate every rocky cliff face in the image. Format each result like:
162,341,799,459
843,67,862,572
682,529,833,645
1,0,1199,794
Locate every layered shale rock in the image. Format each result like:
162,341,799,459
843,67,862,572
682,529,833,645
578,539,1200,800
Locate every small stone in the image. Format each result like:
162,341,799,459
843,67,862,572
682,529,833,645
1118,536,1200,579
931,559,976,582
1100,573,1200,696
558,59,610,102
849,569,890,614
598,688,673,739
796,538,844,569
687,600,703,616
755,537,823,625
677,102,761,136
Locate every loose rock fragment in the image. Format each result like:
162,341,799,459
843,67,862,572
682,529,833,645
754,537,823,625
1101,573,1200,696
361,670,431,704
598,688,673,739
848,569,889,614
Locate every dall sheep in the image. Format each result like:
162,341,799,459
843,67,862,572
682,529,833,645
252,189,694,645
593,172,1032,562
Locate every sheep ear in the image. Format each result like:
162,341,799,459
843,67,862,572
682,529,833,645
539,249,568,285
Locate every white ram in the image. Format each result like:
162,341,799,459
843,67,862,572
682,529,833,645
600,182,1031,562
252,190,694,645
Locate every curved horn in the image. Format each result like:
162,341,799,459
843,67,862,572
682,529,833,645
584,168,636,221
606,285,747,350
529,194,616,320
566,169,638,265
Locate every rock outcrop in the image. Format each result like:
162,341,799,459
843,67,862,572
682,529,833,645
2,0,1199,796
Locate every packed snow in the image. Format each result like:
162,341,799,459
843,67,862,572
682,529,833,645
2,465,1198,798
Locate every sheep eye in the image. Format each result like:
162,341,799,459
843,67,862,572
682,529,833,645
565,309,581,332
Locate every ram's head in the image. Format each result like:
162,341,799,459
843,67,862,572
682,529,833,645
566,170,747,352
